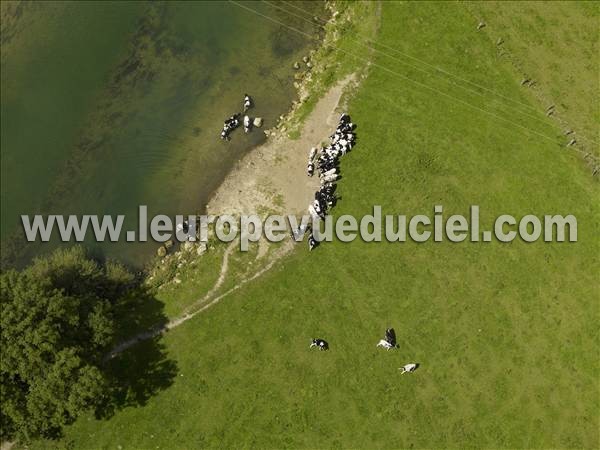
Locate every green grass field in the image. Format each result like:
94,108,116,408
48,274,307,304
35,2,598,448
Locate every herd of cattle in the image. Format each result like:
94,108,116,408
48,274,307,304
219,100,418,369
221,106,355,252
220,94,254,141
310,328,419,373
219,102,419,373
303,117,418,372
303,113,357,250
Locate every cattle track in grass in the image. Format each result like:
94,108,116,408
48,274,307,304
106,241,236,359
106,240,294,360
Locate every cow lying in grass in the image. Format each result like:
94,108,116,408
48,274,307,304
376,339,395,350
376,327,398,350
399,363,419,374
309,338,329,351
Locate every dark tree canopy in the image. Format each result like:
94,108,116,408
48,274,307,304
0,246,134,441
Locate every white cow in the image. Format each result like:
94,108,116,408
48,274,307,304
399,363,419,374
321,168,337,177
243,94,252,111
308,204,320,221
376,339,394,350
322,173,338,183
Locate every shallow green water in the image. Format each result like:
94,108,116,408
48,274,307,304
1,1,322,267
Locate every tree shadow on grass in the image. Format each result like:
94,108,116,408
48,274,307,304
99,337,178,417
96,286,178,419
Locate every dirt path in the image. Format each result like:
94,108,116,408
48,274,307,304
106,75,356,359
106,241,236,359
167,240,294,329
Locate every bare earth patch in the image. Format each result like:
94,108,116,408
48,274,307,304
208,74,357,217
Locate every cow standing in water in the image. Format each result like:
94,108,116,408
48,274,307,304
220,114,241,141
243,115,252,133
309,338,329,351
243,94,253,112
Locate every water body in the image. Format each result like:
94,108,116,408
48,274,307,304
1,1,323,268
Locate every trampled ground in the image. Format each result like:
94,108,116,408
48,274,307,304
35,2,598,448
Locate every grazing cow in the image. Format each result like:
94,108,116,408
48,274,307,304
399,363,419,374
291,222,310,241
307,161,315,177
377,327,397,350
385,328,397,347
243,94,253,111
310,338,329,351
308,204,320,221
308,235,319,251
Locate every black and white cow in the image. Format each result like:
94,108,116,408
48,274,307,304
304,113,357,251
243,115,252,133
376,327,398,350
308,234,319,251
310,338,329,351
399,363,419,374
220,113,241,141
385,328,397,347
243,94,253,112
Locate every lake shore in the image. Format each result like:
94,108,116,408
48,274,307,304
206,72,357,218
0,1,325,270
146,1,376,297
154,1,373,265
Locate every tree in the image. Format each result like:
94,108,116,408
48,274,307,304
0,246,133,441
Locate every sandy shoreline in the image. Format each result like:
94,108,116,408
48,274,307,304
207,74,357,219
